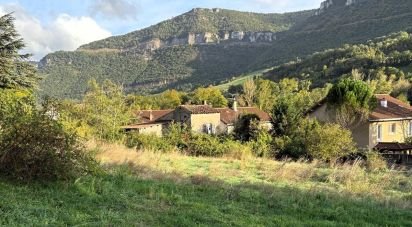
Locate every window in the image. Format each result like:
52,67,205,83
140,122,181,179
389,123,396,135
409,122,412,136
377,124,383,142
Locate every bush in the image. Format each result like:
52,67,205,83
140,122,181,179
248,129,273,158
365,151,388,172
0,113,98,181
126,133,175,152
186,134,227,157
306,123,356,162
224,140,253,160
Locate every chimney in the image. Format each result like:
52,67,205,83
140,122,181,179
380,98,388,108
233,101,238,112
149,110,154,121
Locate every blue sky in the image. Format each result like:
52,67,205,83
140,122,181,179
0,0,323,59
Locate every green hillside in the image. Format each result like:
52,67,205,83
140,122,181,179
39,0,412,99
265,31,412,86
80,8,311,50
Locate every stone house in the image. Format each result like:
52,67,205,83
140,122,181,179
123,103,271,136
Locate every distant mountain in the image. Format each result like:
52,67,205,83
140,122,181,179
39,0,412,99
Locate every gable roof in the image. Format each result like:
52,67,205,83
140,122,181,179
309,94,412,121
216,107,271,125
179,105,220,114
136,109,174,123
370,94,412,121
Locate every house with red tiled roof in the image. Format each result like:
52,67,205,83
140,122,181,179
123,102,271,135
309,94,412,150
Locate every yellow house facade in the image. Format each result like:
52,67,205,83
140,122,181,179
309,94,412,149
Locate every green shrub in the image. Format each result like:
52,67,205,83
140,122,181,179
248,129,273,158
365,151,388,172
0,113,98,181
127,133,175,152
224,140,253,160
186,134,227,157
306,123,356,162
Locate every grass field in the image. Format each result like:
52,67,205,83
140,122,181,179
215,68,272,91
1,143,412,226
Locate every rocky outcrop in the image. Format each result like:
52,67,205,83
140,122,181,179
315,0,365,15
124,31,277,53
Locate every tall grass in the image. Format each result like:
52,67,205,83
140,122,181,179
92,141,412,209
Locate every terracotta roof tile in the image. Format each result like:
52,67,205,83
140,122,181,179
370,94,412,120
135,109,174,123
216,107,271,125
180,105,220,114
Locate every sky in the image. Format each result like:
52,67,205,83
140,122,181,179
0,0,323,60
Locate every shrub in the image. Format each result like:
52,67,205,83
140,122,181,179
306,123,356,162
365,151,388,172
224,140,253,160
0,113,98,181
248,129,273,158
127,133,175,152
163,123,191,150
186,134,227,157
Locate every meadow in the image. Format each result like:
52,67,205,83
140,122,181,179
1,142,412,226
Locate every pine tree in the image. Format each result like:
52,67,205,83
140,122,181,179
0,13,38,89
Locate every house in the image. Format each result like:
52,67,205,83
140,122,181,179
309,94,412,164
122,102,271,135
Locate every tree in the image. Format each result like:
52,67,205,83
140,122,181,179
233,114,260,142
192,86,228,107
271,97,303,136
83,79,131,141
327,78,375,128
0,14,38,89
241,79,256,107
306,123,356,163
159,89,182,109
256,79,276,112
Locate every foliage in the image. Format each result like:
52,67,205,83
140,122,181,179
0,90,98,181
233,114,260,142
0,14,38,89
247,128,273,158
126,133,175,152
82,79,132,141
192,86,228,107
326,78,375,128
186,134,227,157
364,151,388,172
306,123,356,162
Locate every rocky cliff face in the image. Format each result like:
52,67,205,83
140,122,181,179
315,0,366,15
120,31,277,54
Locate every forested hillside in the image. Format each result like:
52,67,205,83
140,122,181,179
266,31,412,88
39,0,412,99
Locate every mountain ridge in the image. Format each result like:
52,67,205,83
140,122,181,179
39,0,412,99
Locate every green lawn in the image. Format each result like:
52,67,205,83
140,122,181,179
1,149,412,226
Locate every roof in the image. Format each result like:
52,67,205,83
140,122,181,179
216,107,271,125
374,142,412,152
136,109,174,123
179,105,220,114
309,94,412,121
370,94,412,121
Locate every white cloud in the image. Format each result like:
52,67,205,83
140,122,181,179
0,4,112,60
89,0,139,20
